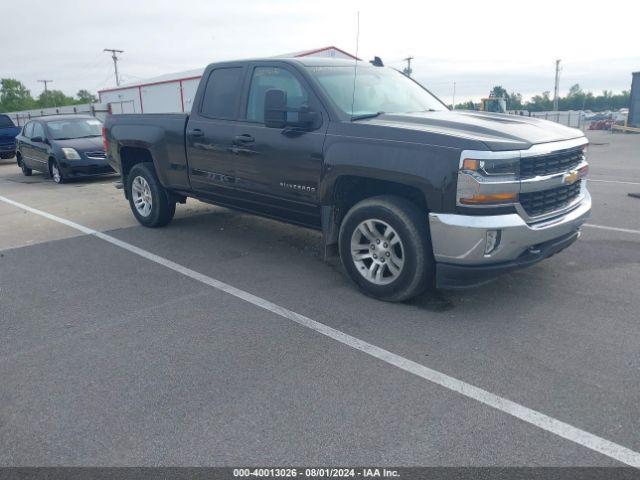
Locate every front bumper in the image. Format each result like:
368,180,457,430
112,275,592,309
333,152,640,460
59,158,115,178
0,143,16,153
429,190,591,288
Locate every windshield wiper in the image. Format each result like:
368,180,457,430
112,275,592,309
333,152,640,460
77,134,101,138
351,111,385,121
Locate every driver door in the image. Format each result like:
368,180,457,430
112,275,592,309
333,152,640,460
232,63,327,224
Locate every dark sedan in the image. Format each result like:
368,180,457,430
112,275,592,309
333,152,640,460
15,115,114,183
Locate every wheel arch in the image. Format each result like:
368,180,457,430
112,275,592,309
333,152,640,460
320,174,430,259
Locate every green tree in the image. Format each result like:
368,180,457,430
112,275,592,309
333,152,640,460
76,89,97,104
0,79,36,112
507,92,524,110
454,100,478,110
526,91,553,112
38,89,75,108
490,85,508,99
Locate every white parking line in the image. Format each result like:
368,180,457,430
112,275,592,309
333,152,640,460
1,193,640,468
589,179,640,186
585,224,640,235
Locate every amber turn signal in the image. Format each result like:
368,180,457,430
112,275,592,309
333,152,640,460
459,192,518,205
462,159,479,171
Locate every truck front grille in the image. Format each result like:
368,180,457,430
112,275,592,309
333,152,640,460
519,181,582,217
520,147,584,178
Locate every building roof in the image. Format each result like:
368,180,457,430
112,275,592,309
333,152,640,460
99,46,357,94
273,45,359,60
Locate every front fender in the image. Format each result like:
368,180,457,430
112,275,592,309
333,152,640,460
319,134,460,213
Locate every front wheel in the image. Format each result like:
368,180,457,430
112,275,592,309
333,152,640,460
49,158,64,184
338,195,435,302
126,162,176,228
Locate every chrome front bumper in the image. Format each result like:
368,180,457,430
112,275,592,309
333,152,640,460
428,190,591,287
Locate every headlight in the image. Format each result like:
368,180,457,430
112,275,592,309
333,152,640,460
462,157,519,177
457,152,520,207
61,148,81,160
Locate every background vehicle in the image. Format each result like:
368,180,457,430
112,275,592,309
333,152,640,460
15,115,113,183
0,114,21,159
104,57,591,301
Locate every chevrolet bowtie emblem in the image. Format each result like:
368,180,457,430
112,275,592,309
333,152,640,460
563,170,580,185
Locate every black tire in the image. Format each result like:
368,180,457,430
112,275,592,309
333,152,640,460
338,195,435,302
49,158,65,184
126,162,176,228
17,154,32,176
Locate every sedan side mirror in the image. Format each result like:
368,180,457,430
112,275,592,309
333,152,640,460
30,136,44,143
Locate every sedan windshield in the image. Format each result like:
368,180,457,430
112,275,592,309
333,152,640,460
306,65,447,118
47,118,102,140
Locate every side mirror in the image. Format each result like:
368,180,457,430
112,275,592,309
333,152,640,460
264,89,320,130
31,136,44,143
264,89,287,129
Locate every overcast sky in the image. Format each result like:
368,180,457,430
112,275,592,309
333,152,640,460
2,0,638,103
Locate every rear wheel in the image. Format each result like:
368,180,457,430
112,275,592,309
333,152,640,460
339,195,435,302
17,154,32,176
126,162,176,228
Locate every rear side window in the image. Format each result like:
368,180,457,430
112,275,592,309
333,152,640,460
23,122,34,138
200,67,243,119
0,115,15,128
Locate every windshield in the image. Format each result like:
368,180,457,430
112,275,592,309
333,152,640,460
46,118,102,140
306,65,447,118
0,115,15,128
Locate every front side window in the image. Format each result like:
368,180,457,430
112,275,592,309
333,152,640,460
46,118,102,140
200,67,243,119
246,67,309,123
307,65,446,117
32,123,45,139
23,122,34,138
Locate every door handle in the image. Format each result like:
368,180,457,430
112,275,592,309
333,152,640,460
234,134,254,144
188,128,204,137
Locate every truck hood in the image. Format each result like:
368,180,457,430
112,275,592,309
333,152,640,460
364,110,585,151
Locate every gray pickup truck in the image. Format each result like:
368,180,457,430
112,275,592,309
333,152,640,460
104,57,591,301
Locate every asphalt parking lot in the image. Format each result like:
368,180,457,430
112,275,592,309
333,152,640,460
0,130,639,467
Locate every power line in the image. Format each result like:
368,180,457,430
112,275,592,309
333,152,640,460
37,79,54,107
104,48,124,86
37,79,53,94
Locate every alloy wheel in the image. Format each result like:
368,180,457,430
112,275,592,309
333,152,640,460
350,219,405,285
131,175,153,217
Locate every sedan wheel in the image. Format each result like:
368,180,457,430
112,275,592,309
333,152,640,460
131,175,153,217
50,161,63,184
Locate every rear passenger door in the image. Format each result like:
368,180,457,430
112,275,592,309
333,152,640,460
186,66,245,195
18,122,35,167
30,122,49,168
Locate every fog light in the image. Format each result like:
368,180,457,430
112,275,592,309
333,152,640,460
485,230,501,255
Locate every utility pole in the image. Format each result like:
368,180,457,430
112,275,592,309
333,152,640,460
452,81,456,110
402,56,414,77
553,59,561,111
104,48,124,86
38,79,53,107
